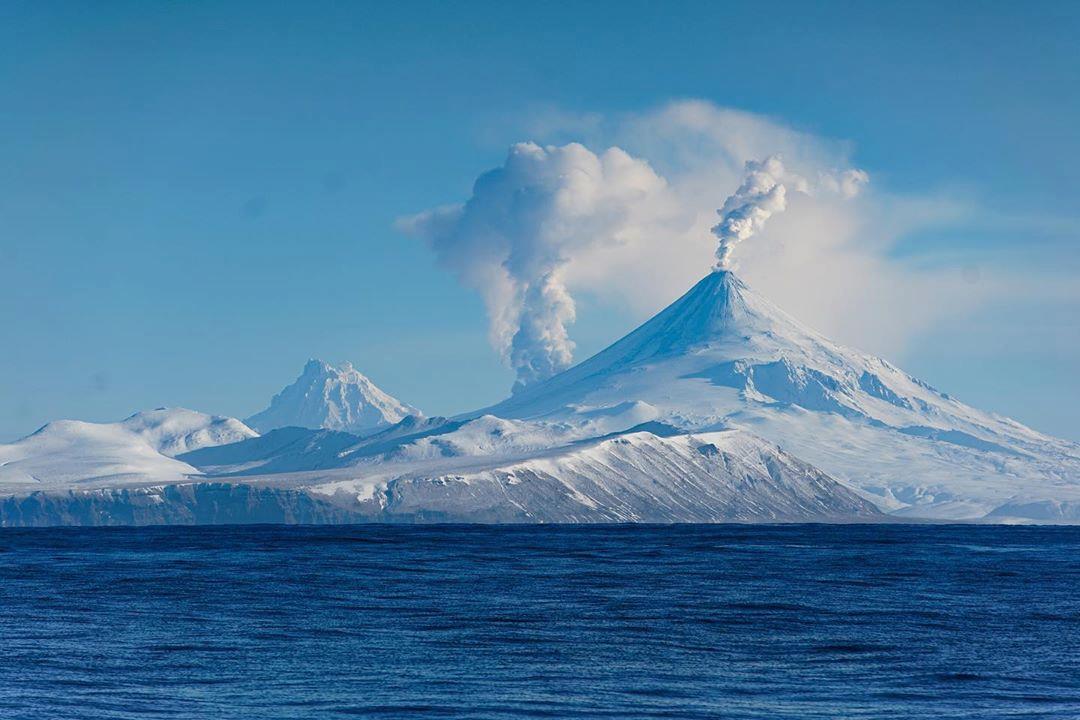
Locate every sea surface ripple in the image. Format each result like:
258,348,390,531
0,524,1078,719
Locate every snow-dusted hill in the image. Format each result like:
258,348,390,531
121,407,257,457
245,359,421,435
177,412,669,479
0,426,880,525
0,409,256,492
475,271,1080,519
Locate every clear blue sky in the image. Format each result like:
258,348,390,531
2,1,1078,441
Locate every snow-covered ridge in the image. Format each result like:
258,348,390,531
0,429,881,526
245,359,421,435
0,409,255,492
356,428,882,523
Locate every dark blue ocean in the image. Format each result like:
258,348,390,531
1,525,1078,719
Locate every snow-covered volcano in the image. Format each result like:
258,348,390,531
479,271,1080,519
246,359,421,435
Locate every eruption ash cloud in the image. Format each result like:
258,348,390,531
711,155,868,270
399,142,670,394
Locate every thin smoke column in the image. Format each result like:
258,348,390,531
509,272,576,390
711,155,789,271
711,156,869,270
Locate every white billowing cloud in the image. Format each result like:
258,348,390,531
405,99,994,383
551,102,885,318
398,141,675,393
550,100,981,359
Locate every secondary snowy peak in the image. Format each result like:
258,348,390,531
245,359,421,435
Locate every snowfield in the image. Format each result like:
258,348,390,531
2,272,1078,525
